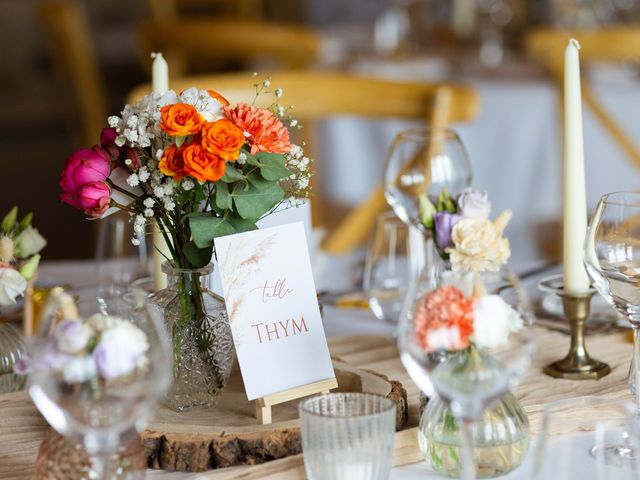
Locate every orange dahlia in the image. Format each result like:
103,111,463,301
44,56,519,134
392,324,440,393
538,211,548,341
224,103,292,155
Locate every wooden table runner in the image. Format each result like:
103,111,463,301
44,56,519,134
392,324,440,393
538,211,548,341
0,328,633,480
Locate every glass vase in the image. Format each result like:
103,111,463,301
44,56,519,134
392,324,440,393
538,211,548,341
152,263,234,411
0,322,27,393
418,390,530,478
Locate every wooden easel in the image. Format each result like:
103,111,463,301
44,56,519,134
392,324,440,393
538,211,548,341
254,376,338,424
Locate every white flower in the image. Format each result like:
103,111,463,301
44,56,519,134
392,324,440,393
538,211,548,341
86,313,119,333
237,152,247,165
14,226,46,258
153,185,166,198
62,356,97,383
108,116,120,128
290,119,298,127
126,174,140,187
108,167,143,217
92,321,149,379
143,197,155,208
263,79,271,87
144,208,154,218
182,178,194,191
138,167,150,183
115,136,126,147
0,236,14,262
131,238,141,246
275,88,283,98
289,144,303,159
164,199,176,212
54,319,93,354
276,105,285,117
457,188,491,220
472,295,522,349
448,211,512,273
155,149,164,160
0,268,26,306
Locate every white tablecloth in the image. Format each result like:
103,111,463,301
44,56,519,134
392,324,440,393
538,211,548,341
316,62,640,263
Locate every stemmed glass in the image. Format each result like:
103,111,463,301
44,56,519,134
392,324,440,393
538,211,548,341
384,128,472,272
398,265,535,479
25,287,172,479
584,191,640,415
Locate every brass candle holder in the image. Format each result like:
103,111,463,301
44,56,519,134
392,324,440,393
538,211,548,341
539,274,611,380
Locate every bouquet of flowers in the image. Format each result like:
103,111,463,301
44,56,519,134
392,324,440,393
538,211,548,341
0,207,46,306
418,188,511,272
58,78,311,408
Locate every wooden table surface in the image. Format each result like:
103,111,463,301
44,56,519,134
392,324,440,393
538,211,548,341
0,328,633,480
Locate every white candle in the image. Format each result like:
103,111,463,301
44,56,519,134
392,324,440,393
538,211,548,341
563,39,590,292
151,52,171,290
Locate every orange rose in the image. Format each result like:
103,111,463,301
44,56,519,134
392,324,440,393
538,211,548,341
183,143,226,182
201,119,245,161
208,90,230,106
160,104,205,137
159,144,186,180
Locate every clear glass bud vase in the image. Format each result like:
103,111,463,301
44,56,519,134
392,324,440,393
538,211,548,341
151,263,234,411
418,390,530,478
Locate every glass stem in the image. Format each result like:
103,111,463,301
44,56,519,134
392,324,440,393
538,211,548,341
633,326,640,415
88,452,115,480
458,417,476,480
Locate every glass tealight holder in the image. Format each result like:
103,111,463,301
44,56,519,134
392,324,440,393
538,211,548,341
299,393,396,480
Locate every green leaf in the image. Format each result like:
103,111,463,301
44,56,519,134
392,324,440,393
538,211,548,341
221,165,245,183
255,152,290,181
232,182,284,220
19,254,40,280
1,207,17,233
247,171,272,189
189,214,256,248
183,241,213,268
215,183,232,210
18,212,33,231
175,136,187,148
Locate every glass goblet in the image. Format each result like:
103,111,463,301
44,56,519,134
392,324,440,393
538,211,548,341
383,127,472,232
584,191,640,415
398,264,535,479
25,287,172,479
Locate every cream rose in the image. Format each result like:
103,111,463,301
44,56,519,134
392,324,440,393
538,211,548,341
14,226,46,258
0,267,27,306
448,210,512,273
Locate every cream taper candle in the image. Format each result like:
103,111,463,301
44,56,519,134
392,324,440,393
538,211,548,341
563,39,590,292
151,52,171,290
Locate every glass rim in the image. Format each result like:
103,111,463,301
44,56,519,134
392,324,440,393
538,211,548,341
393,127,462,143
599,191,640,207
298,392,397,420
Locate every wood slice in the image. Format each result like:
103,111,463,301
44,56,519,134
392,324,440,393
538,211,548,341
142,359,407,472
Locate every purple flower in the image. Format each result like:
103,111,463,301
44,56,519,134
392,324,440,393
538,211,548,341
54,319,93,354
434,212,462,250
457,188,491,219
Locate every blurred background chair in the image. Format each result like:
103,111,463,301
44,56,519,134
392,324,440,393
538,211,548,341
127,71,478,253
526,26,640,170
146,0,265,21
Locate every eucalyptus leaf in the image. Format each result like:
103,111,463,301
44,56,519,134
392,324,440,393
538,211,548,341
221,165,245,183
232,182,284,220
255,152,290,181
189,214,257,248
183,241,213,268
215,183,232,210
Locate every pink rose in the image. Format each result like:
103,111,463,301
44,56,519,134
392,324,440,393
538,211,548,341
59,147,110,194
100,127,120,160
61,181,111,218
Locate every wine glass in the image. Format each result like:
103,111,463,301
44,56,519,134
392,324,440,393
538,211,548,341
384,128,472,272
363,212,415,324
584,191,640,415
398,264,535,479
384,128,472,232
25,287,171,479
530,396,639,479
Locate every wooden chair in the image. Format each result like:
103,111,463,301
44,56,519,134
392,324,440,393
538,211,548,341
127,71,479,253
526,27,640,170
137,18,321,76
40,0,108,147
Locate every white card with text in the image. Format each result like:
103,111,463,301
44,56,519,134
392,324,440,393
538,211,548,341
214,222,334,400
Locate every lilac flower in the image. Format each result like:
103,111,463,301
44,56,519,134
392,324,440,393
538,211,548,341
457,188,491,219
92,322,149,379
434,212,462,250
54,319,93,354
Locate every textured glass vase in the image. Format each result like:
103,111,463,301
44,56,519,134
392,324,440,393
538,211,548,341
418,391,530,478
0,322,27,393
152,263,234,411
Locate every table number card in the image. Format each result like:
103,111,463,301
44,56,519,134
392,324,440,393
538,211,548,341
214,222,335,401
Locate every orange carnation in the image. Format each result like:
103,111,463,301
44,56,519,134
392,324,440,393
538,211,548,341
160,103,205,136
183,142,226,182
202,119,245,161
224,103,292,155
208,90,230,106
159,144,186,180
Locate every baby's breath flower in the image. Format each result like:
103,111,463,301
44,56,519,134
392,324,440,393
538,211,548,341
276,105,285,117
126,174,140,187
164,199,176,212
181,178,194,191
108,116,120,128
275,88,283,98
138,167,150,183
143,197,155,208
115,136,126,147
131,238,141,246
263,79,271,87
144,208,154,218
290,119,298,128
153,185,166,198
124,159,132,167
